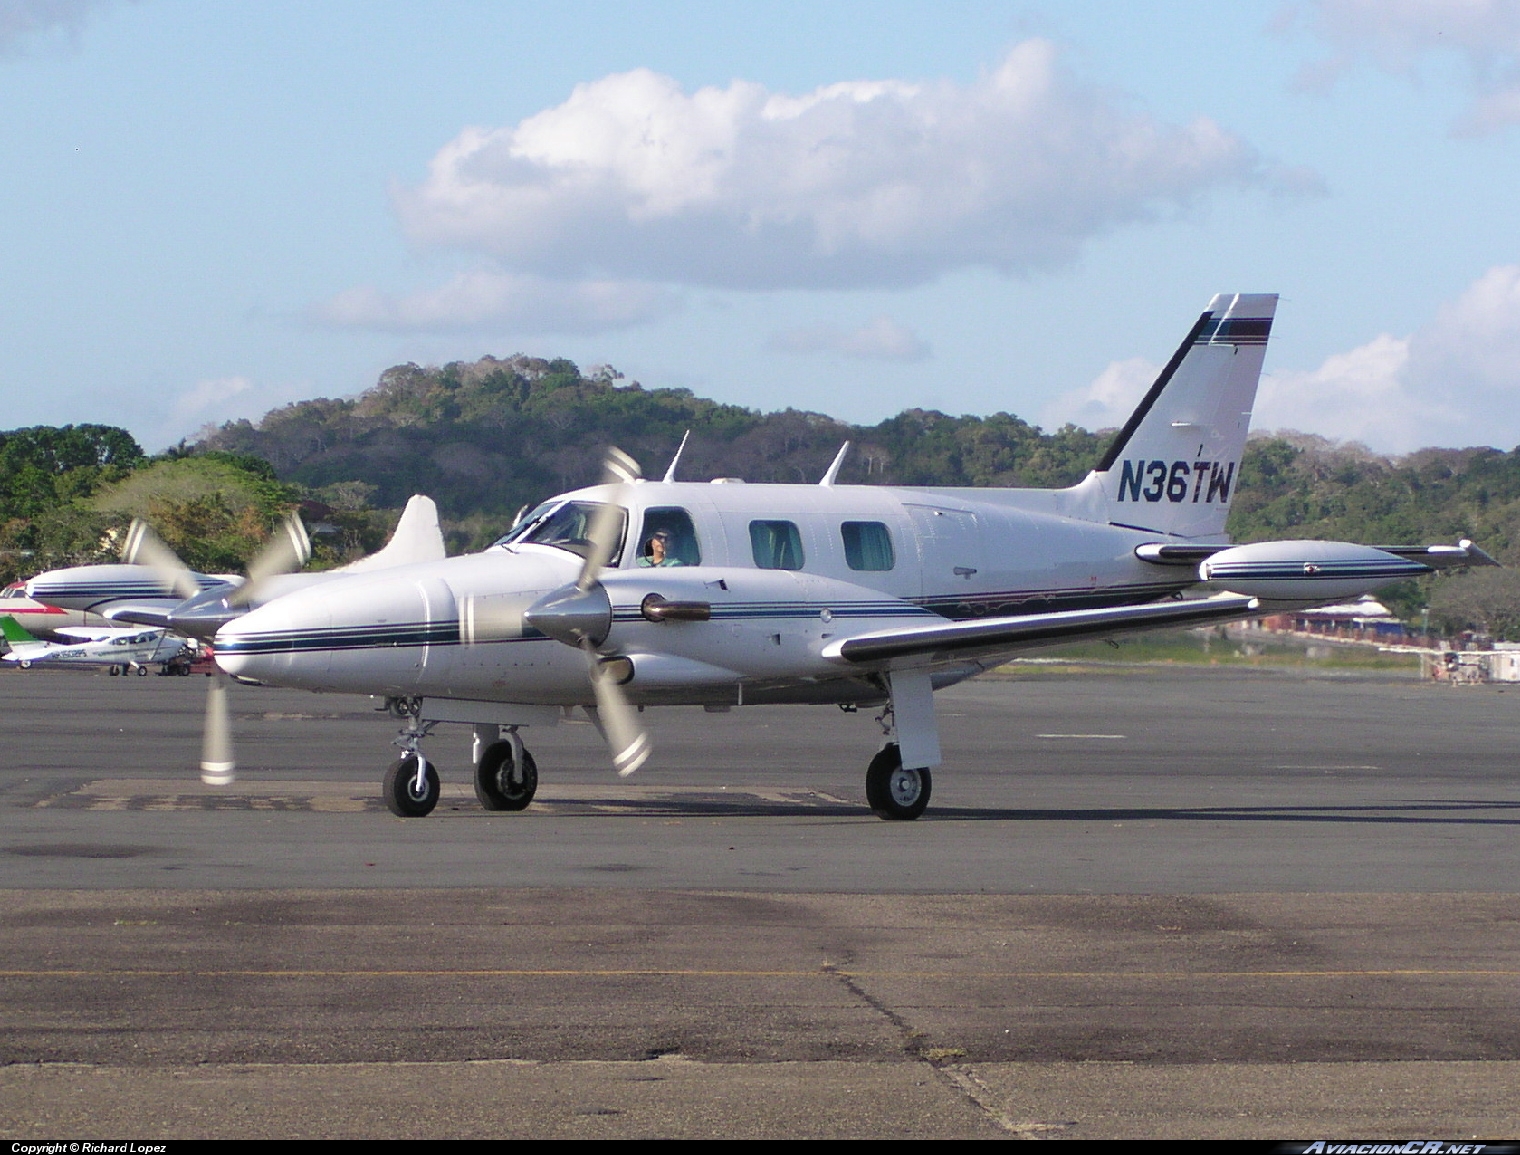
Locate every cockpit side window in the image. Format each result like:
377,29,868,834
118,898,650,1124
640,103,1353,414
492,500,627,563
750,520,805,570
635,508,700,568
841,521,895,571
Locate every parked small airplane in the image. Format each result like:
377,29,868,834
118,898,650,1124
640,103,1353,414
0,583,113,640
193,294,1491,819
1,615,192,675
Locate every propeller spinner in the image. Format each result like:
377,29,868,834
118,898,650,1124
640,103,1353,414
523,448,651,776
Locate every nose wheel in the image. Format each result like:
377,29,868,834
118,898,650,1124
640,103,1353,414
865,743,932,821
383,753,440,817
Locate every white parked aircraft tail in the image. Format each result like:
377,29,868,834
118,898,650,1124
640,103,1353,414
338,494,446,573
1080,293,1277,540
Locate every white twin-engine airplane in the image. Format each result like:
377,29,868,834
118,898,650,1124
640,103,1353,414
212,293,1490,820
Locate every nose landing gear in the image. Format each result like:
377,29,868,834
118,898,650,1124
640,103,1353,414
383,752,440,817
384,712,441,817
380,705,540,817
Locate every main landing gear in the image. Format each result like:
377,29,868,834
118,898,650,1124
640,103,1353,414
474,732,538,811
863,673,939,821
864,742,932,821
381,705,539,818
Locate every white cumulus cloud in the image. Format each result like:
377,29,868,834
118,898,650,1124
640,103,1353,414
1256,265,1520,451
314,271,682,334
394,41,1270,291
0,0,112,57
1042,355,1160,431
1297,0,1520,134
767,316,930,361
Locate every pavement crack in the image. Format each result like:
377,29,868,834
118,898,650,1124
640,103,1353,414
822,959,1068,1137
821,960,916,1040
938,1065,1078,1138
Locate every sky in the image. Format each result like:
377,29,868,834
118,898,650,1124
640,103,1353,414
3,0,1520,455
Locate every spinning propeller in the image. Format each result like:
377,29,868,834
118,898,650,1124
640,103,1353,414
121,512,313,786
523,448,652,776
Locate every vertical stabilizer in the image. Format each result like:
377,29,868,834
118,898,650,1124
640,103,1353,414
338,495,446,573
0,615,40,645
1087,293,1276,539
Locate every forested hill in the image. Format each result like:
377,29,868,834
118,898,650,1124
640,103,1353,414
197,355,1107,544
198,354,1520,561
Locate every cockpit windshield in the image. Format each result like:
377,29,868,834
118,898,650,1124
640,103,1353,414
492,500,627,563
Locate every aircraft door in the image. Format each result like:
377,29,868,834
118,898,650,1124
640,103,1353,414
905,505,985,605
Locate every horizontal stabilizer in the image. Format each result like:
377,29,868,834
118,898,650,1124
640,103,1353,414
821,593,1256,670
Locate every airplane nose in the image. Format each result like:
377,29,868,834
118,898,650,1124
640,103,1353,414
214,593,331,685
213,573,458,694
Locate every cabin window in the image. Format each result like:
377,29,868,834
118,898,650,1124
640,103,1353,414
636,508,701,567
750,520,805,570
841,521,895,571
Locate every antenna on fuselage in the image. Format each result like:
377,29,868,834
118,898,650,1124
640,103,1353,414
819,441,851,486
662,430,691,483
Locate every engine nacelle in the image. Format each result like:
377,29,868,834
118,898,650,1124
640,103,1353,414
1198,540,1430,605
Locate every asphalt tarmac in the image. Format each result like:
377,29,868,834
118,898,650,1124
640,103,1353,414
3,664,1519,1138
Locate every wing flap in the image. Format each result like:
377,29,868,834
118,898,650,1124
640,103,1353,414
821,593,1257,669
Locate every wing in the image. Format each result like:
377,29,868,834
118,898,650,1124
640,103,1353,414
821,592,1257,671
1371,540,1497,570
97,601,182,628
52,627,141,641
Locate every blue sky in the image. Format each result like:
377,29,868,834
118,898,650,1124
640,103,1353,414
4,0,1520,454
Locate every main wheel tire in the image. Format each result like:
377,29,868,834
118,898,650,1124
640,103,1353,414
383,754,440,817
136,665,148,676
108,665,119,676
865,743,932,821
474,741,538,811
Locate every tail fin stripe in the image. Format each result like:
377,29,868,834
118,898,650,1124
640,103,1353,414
1196,316,1273,345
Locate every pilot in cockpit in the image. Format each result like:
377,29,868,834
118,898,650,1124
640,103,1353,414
637,529,685,567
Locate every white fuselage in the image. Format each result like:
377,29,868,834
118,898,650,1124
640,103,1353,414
215,479,1193,706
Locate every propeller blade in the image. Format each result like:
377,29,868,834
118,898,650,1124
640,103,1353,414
121,519,201,600
576,448,640,590
230,513,312,607
200,670,236,786
584,641,651,776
